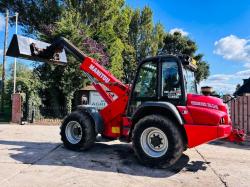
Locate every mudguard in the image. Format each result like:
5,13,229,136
132,101,184,125
76,105,104,133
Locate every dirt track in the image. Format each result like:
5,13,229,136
0,124,249,187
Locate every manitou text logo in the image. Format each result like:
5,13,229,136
89,64,110,83
191,101,219,110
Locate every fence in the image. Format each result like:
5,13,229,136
26,106,68,125
229,95,250,135
27,104,102,125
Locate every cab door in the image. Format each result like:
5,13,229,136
127,57,159,116
159,56,185,105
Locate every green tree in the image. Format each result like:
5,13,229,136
1,1,210,113
126,7,162,83
151,23,165,56
0,0,62,35
6,62,41,108
114,6,133,42
162,32,197,56
64,0,128,80
36,8,110,113
1,1,162,85
113,6,135,82
193,54,210,83
162,31,209,83
138,6,153,61
235,84,241,92
122,44,136,84
128,9,141,61
37,9,93,113
0,64,2,78
109,38,125,79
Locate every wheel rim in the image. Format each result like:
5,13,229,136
65,121,82,144
140,127,168,158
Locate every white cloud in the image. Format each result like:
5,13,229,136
208,74,232,81
243,63,250,68
0,49,3,56
200,69,250,94
0,15,5,31
214,35,250,62
235,69,250,77
200,81,236,94
169,28,189,36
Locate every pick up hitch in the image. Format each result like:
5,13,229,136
227,128,245,143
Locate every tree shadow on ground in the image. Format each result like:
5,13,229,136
209,139,250,150
0,139,210,178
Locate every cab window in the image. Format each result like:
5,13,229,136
134,61,157,98
183,68,197,94
162,61,181,99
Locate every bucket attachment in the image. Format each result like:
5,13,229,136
6,34,67,65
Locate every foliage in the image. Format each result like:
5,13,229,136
0,0,211,113
0,0,62,35
125,7,165,82
0,64,2,79
162,32,197,55
109,38,125,79
36,8,110,113
151,23,165,56
193,54,210,83
138,6,153,61
6,62,41,108
162,31,209,83
235,84,241,92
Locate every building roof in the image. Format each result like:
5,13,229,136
79,85,109,91
80,85,96,91
234,78,250,96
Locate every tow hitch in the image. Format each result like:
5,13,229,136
227,128,246,143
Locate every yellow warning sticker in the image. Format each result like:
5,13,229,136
112,127,120,133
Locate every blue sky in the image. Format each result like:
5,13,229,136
126,0,250,94
0,13,29,77
1,0,250,94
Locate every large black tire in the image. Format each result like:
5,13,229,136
60,111,96,151
132,114,184,168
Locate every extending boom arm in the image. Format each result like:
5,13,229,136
30,37,130,103
7,34,131,138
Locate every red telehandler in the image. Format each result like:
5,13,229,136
7,34,245,168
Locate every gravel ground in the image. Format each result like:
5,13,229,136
0,124,249,187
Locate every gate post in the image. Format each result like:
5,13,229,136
11,93,22,123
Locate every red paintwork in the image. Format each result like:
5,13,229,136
178,94,233,147
79,57,234,145
80,57,130,138
177,106,193,124
184,124,232,148
80,57,129,99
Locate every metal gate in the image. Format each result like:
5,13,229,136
229,95,250,135
27,106,67,125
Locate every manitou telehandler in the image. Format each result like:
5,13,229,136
7,34,244,168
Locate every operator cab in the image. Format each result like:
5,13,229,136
128,55,197,115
